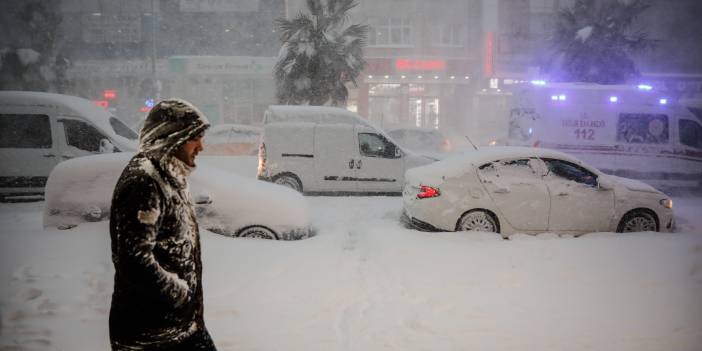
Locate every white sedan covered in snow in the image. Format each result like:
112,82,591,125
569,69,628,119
402,147,675,236
43,153,312,240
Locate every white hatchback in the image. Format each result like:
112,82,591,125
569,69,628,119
43,153,312,240
402,147,675,236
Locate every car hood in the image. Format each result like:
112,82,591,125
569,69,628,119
603,174,663,195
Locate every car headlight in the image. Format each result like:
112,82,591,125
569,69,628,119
659,198,673,209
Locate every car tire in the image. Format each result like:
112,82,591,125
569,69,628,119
617,209,659,233
237,225,279,240
456,210,500,233
273,173,303,192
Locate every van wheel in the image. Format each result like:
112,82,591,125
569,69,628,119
456,210,499,233
273,173,302,192
237,226,279,240
617,210,658,233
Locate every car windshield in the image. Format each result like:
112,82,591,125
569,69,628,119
109,117,138,140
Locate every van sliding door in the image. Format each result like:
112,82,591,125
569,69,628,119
0,107,60,193
313,124,358,194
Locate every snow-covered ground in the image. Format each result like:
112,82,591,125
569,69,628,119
1,171,701,350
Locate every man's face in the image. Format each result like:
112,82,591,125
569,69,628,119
174,133,204,167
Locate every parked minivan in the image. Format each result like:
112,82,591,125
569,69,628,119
506,83,702,190
0,91,138,200
257,105,435,195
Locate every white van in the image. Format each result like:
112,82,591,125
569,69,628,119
0,91,138,200
257,105,435,195
506,83,702,189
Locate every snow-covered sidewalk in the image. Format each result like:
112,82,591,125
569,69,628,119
1,197,701,350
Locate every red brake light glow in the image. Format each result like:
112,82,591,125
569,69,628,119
417,185,440,199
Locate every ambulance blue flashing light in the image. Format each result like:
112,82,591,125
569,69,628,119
558,94,567,101
145,98,155,108
551,95,559,101
609,96,618,103
531,80,547,86
659,98,668,105
638,84,653,91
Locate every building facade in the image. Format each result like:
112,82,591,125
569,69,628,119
58,0,283,127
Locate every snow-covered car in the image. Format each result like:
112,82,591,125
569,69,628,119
386,126,452,154
402,146,675,236
200,123,261,156
43,153,312,240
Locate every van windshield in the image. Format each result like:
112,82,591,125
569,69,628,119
109,117,138,140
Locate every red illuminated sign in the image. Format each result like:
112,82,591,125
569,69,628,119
140,106,151,113
395,59,446,71
94,100,109,108
103,89,117,100
484,32,494,77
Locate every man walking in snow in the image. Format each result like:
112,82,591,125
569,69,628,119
108,99,217,350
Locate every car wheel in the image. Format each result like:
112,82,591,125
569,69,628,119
456,210,499,233
617,210,658,233
237,226,279,240
273,173,302,192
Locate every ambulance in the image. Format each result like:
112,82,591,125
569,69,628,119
506,82,702,190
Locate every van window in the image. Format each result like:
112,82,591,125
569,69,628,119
109,117,138,140
359,133,398,158
679,119,702,149
688,107,702,123
62,119,109,153
616,113,669,144
0,114,52,148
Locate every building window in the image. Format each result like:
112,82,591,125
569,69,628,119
530,0,556,13
369,18,412,47
432,24,464,47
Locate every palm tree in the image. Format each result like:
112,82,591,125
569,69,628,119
274,0,368,106
548,0,655,84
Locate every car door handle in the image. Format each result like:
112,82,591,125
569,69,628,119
558,192,569,196
493,187,510,194
349,159,354,169
43,154,56,158
356,159,362,169
61,155,73,159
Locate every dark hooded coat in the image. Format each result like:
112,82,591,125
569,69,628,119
109,99,216,350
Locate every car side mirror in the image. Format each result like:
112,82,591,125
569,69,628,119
598,177,614,190
99,139,115,153
394,147,402,158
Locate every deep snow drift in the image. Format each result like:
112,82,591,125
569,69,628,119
1,174,701,350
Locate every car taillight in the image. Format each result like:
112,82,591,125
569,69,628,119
257,142,267,178
417,185,440,199
442,139,451,152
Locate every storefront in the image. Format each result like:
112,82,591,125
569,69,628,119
167,56,277,125
355,58,475,133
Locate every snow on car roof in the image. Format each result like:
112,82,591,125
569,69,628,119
406,146,594,184
209,123,262,134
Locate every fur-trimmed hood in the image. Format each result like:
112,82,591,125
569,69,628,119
139,99,210,163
